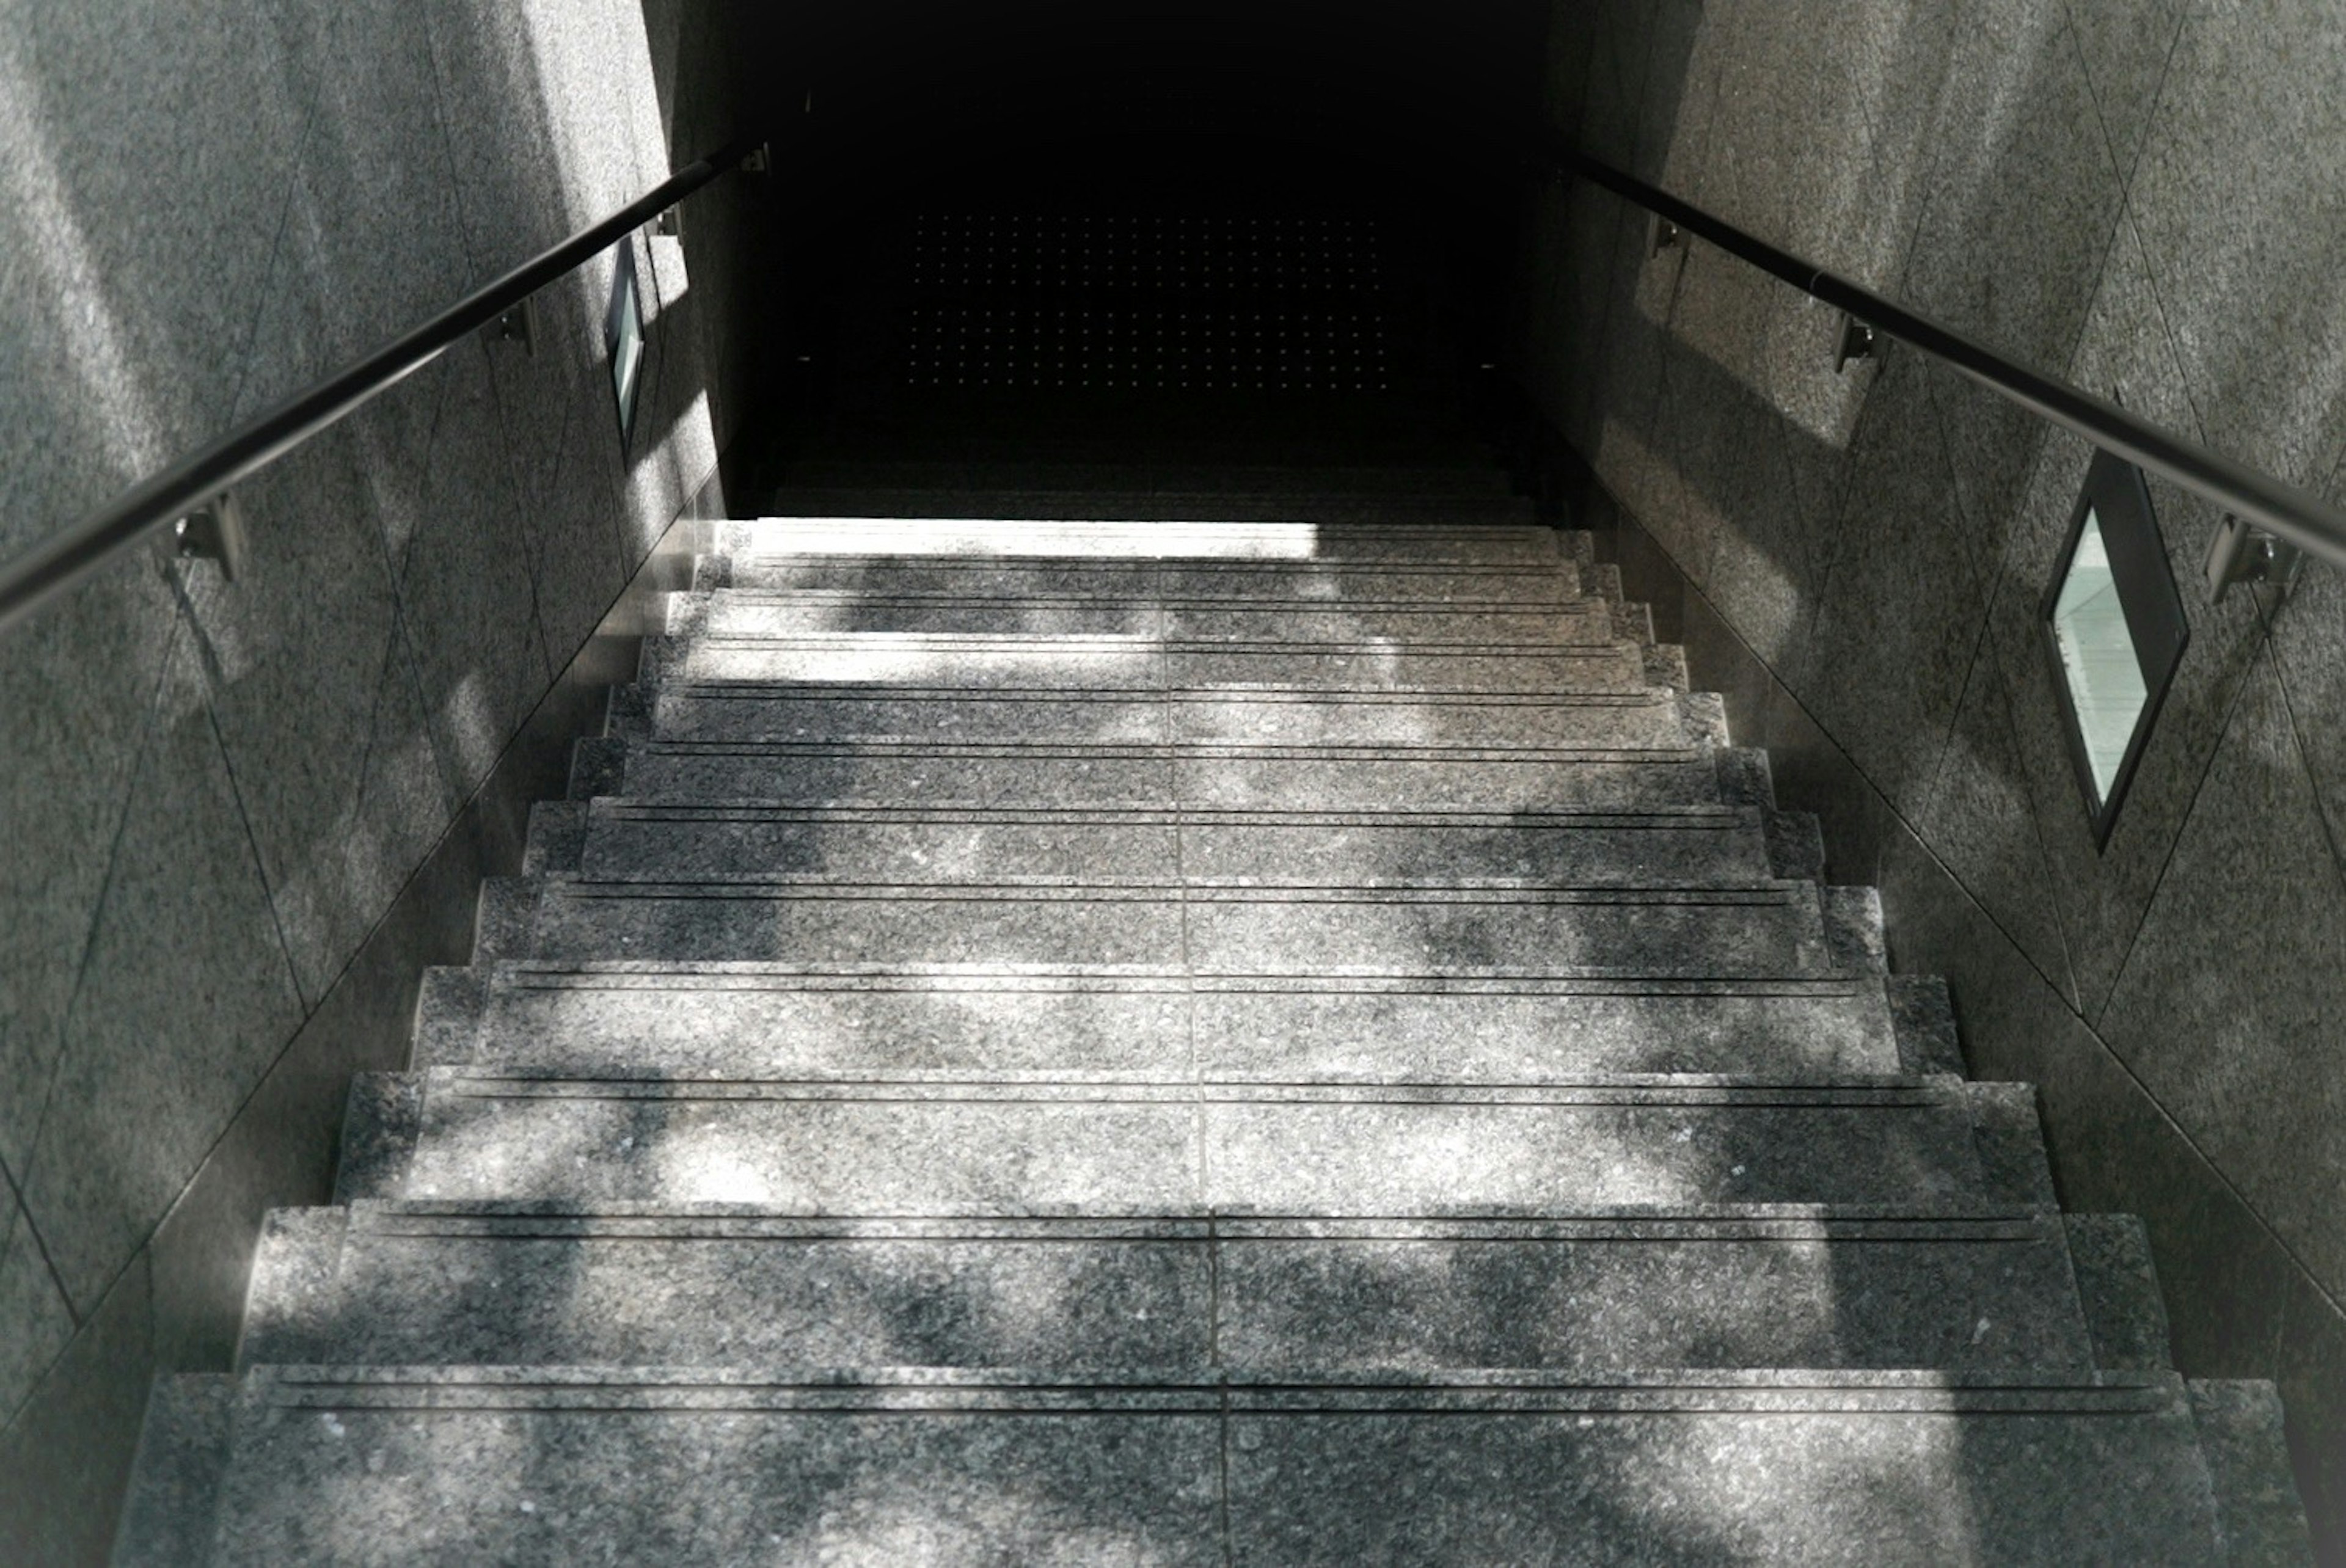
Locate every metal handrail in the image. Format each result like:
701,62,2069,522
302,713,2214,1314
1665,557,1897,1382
0,131,769,638
1562,151,2346,589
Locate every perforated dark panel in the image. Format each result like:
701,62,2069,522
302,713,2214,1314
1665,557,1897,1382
904,213,1392,393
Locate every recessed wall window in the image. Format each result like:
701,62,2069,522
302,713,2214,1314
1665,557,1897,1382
2039,451,2188,846
605,241,646,447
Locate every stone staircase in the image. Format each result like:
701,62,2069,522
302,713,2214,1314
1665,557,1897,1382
114,494,2311,1562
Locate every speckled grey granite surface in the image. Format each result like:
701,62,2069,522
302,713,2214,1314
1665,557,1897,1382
692,636,1665,697
588,734,1728,811
110,1374,235,1567
515,874,1834,973
2188,1380,2317,1564
364,1072,2005,1211
121,515,2300,1558
180,1368,2224,1566
429,963,1906,1079
244,1205,2094,1373
571,802,1778,886
716,555,1581,603
2066,1212,2175,1371
690,593,1611,647
720,516,1558,559
638,682,1696,748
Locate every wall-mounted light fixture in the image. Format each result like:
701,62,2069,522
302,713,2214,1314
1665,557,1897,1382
605,240,646,448
2039,451,2189,847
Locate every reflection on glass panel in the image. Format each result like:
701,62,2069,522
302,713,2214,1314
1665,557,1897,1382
2049,508,2149,802
612,284,644,429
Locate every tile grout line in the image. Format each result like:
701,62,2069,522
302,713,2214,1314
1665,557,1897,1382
1598,483,2088,1013
15,605,191,1305
216,7,331,431
197,654,310,1017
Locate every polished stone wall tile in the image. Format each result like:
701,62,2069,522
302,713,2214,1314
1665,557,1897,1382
1874,817,2297,1379
0,1250,155,1568
2125,1,2346,488
4,4,744,1558
422,4,577,277
1681,0,1950,296
183,404,458,1007
0,1176,74,1428
523,387,635,673
2097,650,2346,1300
1541,4,2346,1547
227,5,472,421
2061,0,2187,188
1970,217,2265,1017
2264,507,2346,892
395,340,554,801
1,1,308,539
1913,634,2078,1007
2277,1274,2346,1552
1896,4,2130,567
0,561,181,1180
1631,0,1712,189
1795,351,1984,814
18,631,306,1315
1588,213,1686,545
1573,0,1649,172
1653,250,1843,668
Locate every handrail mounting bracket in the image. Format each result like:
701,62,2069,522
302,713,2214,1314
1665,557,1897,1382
1836,313,1877,374
2205,512,2305,603
174,493,249,583
1646,214,1681,257
481,295,537,356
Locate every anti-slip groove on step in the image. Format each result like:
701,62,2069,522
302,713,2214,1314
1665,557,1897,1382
422,959,1911,1080
635,685,1694,748
149,1365,2231,1566
115,499,2297,1561
240,1201,2095,1374
594,735,1728,809
568,800,1778,884
512,875,1836,972
345,1068,2036,1212
656,643,1657,695
717,555,1584,603
680,596,1621,646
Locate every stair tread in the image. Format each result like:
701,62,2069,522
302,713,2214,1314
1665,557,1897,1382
354,1069,2035,1213
181,1365,2230,1567
120,497,2282,1559
241,1200,2096,1373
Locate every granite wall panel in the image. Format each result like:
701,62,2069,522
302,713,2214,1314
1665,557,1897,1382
1537,1,2346,1554
0,3,766,1561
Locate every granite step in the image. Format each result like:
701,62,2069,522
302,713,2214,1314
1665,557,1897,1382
630,684,1694,746
558,802,1781,885
708,553,1580,603
676,590,1618,646
418,963,1914,1080
337,1072,2051,1212
502,874,1838,973
649,632,1653,694
123,1366,2229,1566
746,489,1544,527
581,736,1731,810
239,1204,2097,1373
769,459,1522,496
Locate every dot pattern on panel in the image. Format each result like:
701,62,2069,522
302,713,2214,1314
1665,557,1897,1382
904,213,1393,393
